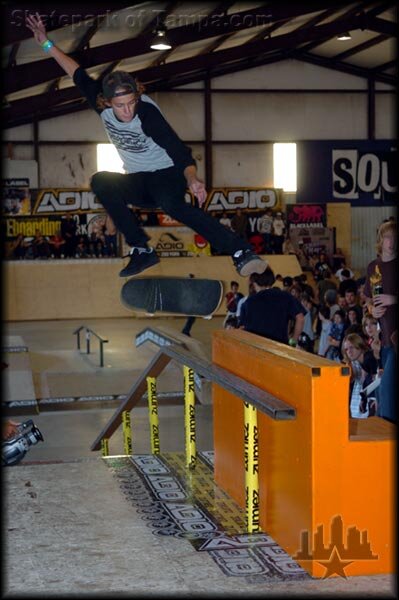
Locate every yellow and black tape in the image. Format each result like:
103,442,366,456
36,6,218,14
183,365,196,470
101,438,109,457
147,376,160,454
122,410,132,456
244,401,261,533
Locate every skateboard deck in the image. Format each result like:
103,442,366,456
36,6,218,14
121,277,223,316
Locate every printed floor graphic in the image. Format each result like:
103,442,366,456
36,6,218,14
104,451,311,583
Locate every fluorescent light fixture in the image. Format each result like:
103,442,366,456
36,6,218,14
273,143,297,192
337,32,351,41
97,144,124,173
150,28,172,50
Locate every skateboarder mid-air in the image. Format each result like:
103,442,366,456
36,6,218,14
26,13,268,279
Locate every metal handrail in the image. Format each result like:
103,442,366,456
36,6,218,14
73,325,108,367
90,342,295,451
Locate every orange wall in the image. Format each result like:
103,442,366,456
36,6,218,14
212,329,395,577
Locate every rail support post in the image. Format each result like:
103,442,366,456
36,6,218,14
183,365,196,470
122,410,132,456
85,328,91,355
147,376,160,454
101,438,109,457
244,401,261,533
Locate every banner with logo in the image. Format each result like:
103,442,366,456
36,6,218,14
285,203,332,263
30,188,103,214
286,204,327,229
25,187,282,216
289,227,335,262
121,227,211,257
202,187,282,213
3,213,119,258
297,141,397,206
2,178,32,215
3,187,281,258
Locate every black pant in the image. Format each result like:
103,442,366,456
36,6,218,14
91,168,251,255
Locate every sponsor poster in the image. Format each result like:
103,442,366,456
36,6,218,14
203,187,282,214
3,213,114,258
2,178,32,215
286,203,332,263
4,187,282,258
121,227,211,257
289,227,334,261
297,141,397,206
3,188,120,258
286,203,327,229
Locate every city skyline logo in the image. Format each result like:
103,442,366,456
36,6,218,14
293,515,378,579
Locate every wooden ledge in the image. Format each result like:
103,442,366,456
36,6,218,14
349,416,396,442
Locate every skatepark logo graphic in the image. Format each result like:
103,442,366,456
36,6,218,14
293,515,378,578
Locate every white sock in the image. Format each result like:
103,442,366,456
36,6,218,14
129,246,152,255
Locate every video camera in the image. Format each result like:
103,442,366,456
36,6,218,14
2,419,44,467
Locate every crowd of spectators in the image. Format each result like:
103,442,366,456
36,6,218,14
216,208,291,255
222,217,397,424
7,218,118,260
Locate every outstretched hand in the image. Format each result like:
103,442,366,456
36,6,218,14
189,179,207,208
26,12,48,45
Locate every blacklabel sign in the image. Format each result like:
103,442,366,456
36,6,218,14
3,178,30,187
297,141,397,206
286,204,326,229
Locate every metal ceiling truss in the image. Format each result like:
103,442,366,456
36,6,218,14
2,1,397,129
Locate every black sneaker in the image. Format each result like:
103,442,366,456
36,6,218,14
119,247,160,277
232,249,267,277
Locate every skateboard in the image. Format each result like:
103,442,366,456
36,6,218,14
121,277,223,316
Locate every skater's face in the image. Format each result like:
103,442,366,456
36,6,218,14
109,91,137,122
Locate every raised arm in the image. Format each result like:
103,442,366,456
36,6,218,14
26,12,80,78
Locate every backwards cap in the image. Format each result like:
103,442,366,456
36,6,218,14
102,71,138,99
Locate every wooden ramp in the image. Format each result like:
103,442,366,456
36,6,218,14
2,336,37,410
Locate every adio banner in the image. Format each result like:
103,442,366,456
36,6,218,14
4,186,282,259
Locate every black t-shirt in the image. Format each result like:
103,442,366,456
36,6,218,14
364,256,397,347
239,288,306,344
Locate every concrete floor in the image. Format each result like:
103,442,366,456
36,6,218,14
2,317,396,597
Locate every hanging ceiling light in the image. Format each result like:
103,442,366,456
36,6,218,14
337,32,352,41
150,27,172,50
